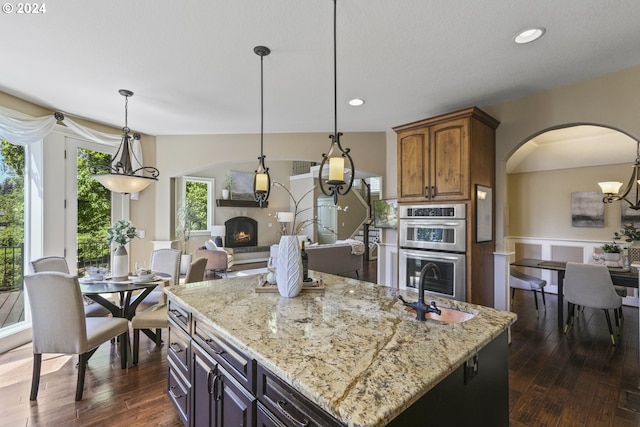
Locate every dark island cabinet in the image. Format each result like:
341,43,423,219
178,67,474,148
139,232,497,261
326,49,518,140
192,345,255,427
167,298,343,427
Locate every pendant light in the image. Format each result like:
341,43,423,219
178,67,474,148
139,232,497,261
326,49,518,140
318,0,355,205
599,140,640,210
253,46,271,208
90,89,159,194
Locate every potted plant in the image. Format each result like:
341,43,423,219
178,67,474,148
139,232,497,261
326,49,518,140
601,243,621,262
176,202,196,274
614,222,640,263
222,174,234,200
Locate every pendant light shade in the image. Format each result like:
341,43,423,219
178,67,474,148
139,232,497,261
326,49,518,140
90,89,159,194
319,0,355,205
253,45,271,208
599,140,640,209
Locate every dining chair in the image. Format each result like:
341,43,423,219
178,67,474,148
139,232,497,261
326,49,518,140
509,266,547,318
131,257,207,365
30,256,111,317
563,262,623,345
138,248,182,308
24,272,129,401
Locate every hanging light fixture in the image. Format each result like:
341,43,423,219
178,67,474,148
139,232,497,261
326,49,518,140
599,140,640,210
90,89,159,194
253,46,272,208
318,0,355,205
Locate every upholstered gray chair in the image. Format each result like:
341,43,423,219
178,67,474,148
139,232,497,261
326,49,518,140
24,272,129,401
509,266,547,318
131,257,207,365
563,262,623,345
30,256,111,318
138,248,182,308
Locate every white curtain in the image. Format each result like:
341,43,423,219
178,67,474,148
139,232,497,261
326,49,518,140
0,107,146,198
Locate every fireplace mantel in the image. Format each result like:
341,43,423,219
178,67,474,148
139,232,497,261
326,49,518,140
216,199,268,208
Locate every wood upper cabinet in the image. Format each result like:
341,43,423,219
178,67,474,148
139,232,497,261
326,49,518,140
394,107,498,203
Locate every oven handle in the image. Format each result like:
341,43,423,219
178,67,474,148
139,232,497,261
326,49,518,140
401,220,465,227
401,250,464,261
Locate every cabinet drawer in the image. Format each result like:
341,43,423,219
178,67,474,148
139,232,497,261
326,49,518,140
257,402,286,427
168,299,190,333
193,317,256,393
168,320,190,376
257,365,344,427
168,360,190,426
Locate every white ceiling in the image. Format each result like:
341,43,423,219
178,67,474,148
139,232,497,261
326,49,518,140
2,0,640,136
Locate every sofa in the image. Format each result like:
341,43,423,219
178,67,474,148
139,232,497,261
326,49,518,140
195,246,234,277
305,242,363,279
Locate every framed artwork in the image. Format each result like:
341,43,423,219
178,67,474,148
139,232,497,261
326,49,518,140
476,185,492,242
229,170,255,201
373,199,398,229
621,203,640,228
571,191,604,227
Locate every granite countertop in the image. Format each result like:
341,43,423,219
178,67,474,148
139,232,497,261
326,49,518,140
166,272,517,427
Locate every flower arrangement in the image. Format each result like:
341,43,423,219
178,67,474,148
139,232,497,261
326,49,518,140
613,222,640,243
106,220,138,246
601,243,621,253
271,182,346,236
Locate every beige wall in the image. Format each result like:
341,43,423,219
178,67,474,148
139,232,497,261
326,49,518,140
153,132,386,241
508,164,628,241
484,65,640,249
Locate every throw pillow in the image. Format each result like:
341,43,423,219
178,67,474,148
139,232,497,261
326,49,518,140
205,239,217,251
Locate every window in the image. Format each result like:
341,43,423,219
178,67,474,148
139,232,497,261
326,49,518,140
180,177,214,233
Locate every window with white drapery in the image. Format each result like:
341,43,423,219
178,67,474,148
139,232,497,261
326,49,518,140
0,105,145,169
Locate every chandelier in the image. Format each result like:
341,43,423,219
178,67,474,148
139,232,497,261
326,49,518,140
318,0,355,205
90,89,159,194
253,46,271,208
599,140,640,210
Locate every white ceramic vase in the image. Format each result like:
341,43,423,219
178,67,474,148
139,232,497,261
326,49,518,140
222,189,230,200
276,235,303,298
112,245,129,280
180,253,192,275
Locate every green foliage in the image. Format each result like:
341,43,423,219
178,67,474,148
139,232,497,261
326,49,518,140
76,148,112,263
224,174,234,190
613,222,640,243
176,180,209,253
602,243,621,253
0,140,24,290
106,220,138,246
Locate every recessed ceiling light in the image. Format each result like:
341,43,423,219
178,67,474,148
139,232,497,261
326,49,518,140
349,98,365,106
514,27,546,44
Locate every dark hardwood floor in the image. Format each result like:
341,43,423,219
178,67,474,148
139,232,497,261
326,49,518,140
0,260,638,426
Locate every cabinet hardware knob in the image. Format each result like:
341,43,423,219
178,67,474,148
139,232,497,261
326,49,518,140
276,400,310,426
169,342,183,353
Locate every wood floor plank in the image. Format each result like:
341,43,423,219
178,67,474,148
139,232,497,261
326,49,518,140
0,261,638,427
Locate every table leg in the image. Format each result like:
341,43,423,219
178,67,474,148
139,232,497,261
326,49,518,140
557,270,565,332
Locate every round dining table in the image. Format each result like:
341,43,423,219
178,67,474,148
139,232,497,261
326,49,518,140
79,276,169,321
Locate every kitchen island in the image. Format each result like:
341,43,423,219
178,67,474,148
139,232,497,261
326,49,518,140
165,272,517,427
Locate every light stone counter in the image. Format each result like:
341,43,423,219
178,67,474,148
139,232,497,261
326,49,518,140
166,272,517,427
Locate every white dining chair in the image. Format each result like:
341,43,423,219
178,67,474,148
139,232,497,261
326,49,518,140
131,257,207,364
137,248,181,309
563,262,623,345
24,272,129,400
509,266,547,318
30,256,111,317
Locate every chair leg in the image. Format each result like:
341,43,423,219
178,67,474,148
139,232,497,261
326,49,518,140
564,302,575,334
355,270,360,279
155,328,162,346
603,310,616,346
120,331,128,369
510,288,516,304
76,352,89,401
30,353,42,401
532,290,539,318
614,308,621,336
133,329,139,365
540,288,547,312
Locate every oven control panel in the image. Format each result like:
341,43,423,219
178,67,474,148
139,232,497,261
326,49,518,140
400,204,466,220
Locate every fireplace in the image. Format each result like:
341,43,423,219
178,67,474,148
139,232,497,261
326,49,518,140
225,216,258,248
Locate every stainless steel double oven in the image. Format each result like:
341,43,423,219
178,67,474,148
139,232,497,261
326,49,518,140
399,204,466,301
